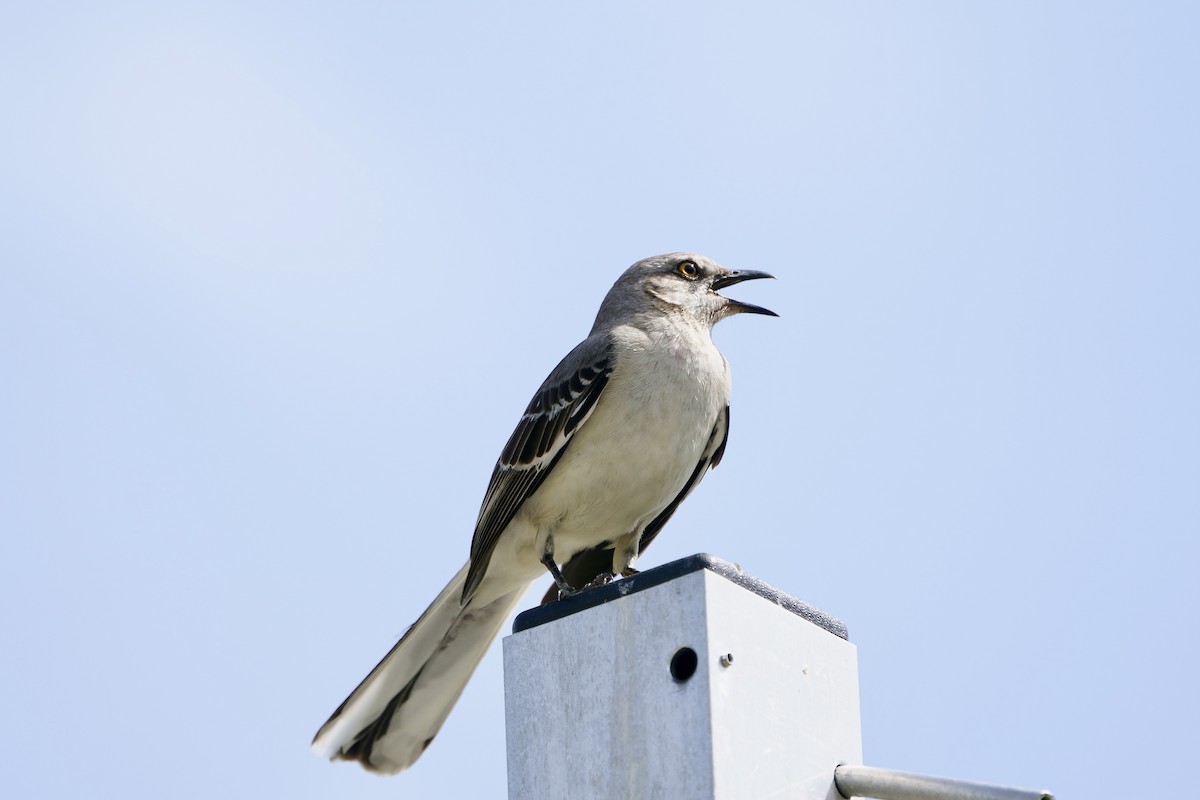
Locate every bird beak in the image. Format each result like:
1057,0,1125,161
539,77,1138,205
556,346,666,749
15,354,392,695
712,270,778,317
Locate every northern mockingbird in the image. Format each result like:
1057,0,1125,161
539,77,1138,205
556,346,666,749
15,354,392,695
312,252,775,774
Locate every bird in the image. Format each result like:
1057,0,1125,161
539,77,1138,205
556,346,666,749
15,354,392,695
312,252,776,774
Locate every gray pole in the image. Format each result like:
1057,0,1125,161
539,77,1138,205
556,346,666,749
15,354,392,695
503,554,861,799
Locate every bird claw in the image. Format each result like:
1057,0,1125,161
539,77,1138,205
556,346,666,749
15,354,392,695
553,570,620,600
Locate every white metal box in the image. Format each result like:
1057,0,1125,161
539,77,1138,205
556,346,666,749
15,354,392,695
503,554,861,800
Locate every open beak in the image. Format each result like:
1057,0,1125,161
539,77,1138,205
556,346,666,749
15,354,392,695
712,269,777,317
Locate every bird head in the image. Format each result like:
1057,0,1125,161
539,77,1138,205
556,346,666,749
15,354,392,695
604,252,777,327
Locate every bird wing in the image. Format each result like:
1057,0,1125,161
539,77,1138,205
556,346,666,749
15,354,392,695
542,403,731,603
463,339,614,601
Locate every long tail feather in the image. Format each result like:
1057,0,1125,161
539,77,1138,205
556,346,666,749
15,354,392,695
312,564,526,774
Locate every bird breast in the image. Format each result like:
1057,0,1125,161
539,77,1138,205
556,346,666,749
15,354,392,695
520,322,729,551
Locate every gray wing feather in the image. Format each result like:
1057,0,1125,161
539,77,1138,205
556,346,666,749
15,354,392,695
463,336,614,601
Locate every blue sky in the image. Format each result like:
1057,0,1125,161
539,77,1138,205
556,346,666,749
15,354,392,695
2,2,1196,798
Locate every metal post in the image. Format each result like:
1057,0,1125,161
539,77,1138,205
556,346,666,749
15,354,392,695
502,554,861,799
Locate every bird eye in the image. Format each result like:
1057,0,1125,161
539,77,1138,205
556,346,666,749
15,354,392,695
677,260,699,279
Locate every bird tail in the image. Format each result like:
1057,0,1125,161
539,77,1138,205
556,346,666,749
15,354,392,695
311,563,526,774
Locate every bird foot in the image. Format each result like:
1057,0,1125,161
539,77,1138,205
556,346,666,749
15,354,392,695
582,572,617,591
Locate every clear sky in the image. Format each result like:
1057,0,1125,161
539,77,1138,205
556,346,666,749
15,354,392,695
2,2,1196,798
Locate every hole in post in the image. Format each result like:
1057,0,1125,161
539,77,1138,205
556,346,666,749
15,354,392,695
670,647,698,682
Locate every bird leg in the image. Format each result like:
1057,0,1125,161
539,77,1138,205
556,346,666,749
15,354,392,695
539,548,578,599
613,536,641,578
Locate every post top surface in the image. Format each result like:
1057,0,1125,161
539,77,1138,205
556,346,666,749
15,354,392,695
511,553,848,639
